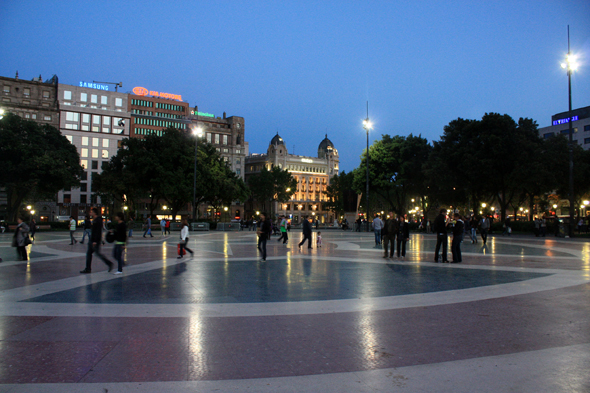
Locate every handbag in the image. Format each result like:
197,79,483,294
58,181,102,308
24,235,32,246
105,231,115,243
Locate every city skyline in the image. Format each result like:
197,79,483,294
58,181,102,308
1,1,589,172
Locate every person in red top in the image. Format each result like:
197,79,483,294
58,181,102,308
165,219,171,235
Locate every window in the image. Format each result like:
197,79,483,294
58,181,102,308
43,115,52,121
92,149,98,158
63,194,71,204
115,98,122,107
236,149,241,154
24,113,30,118
91,94,98,103
103,116,110,125
42,91,50,98
66,112,79,121
543,132,554,139
24,88,31,96
92,115,100,125
80,160,87,169
102,128,110,133
66,135,73,143
82,137,88,145
585,125,590,132
585,138,590,144
91,161,98,170
31,114,36,119
64,91,71,100
81,148,88,158
92,138,99,147
215,134,220,144
3,86,9,93
236,159,241,165
82,114,90,123
236,169,241,175
223,135,228,145
81,171,88,181
80,183,87,192
206,133,212,143
101,96,107,105
223,148,229,153
81,93,87,102
102,139,109,148
102,150,109,158
80,194,87,204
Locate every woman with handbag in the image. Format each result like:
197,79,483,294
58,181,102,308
178,219,194,259
13,216,30,261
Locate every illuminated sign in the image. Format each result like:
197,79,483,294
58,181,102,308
190,110,215,118
79,81,109,91
132,86,182,101
553,115,579,126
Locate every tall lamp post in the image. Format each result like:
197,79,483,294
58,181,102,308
362,102,372,230
192,126,203,222
561,25,578,237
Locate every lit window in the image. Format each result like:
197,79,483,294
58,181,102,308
82,137,89,146
66,135,73,143
206,133,212,143
92,138,99,147
81,148,88,158
102,139,109,148
103,116,110,125
66,112,79,121
80,160,87,169
31,114,37,119
91,94,98,103
64,91,71,100
43,115,51,121
215,134,220,144
102,150,109,158
93,115,100,125
102,128,109,133
101,96,107,105
115,97,122,107
92,150,98,158
223,135,228,145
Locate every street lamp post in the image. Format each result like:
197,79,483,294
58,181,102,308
363,102,372,231
561,26,578,237
192,126,203,222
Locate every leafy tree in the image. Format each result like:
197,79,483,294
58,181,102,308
353,134,432,216
247,166,297,216
0,113,83,221
324,171,355,217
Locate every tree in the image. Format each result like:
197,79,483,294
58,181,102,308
353,134,432,216
324,171,355,217
0,113,83,221
247,166,297,216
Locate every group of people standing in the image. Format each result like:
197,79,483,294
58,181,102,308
373,212,410,259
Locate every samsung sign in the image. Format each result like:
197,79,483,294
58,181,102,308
79,81,109,91
553,115,579,126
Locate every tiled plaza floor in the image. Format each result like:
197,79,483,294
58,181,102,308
0,229,589,392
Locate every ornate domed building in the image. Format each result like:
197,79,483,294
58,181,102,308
245,133,340,223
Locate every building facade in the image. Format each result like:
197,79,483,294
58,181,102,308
0,73,59,128
245,134,339,223
129,90,189,138
55,82,131,220
538,105,590,149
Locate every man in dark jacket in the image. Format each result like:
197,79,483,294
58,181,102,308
112,212,127,274
433,208,449,263
451,212,464,263
80,207,114,274
298,216,313,249
397,215,410,259
257,213,272,262
382,211,399,258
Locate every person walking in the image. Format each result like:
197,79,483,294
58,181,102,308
69,216,78,245
13,217,30,261
160,218,166,236
29,218,36,243
502,217,512,236
80,217,92,244
178,219,194,258
80,207,114,274
433,209,449,263
143,215,153,238
277,215,289,244
469,216,478,244
372,214,384,247
298,216,313,249
540,216,546,237
397,215,410,260
111,212,127,274
257,213,271,261
479,215,490,245
127,217,135,237
165,219,171,235
451,213,464,263
382,211,398,258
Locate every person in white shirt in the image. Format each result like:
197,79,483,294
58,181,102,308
178,219,194,258
160,218,166,236
69,216,78,245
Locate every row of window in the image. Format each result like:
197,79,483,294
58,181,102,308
7,111,52,121
155,102,185,112
3,85,51,98
63,91,124,107
206,132,229,145
131,98,153,107
279,204,324,211
134,128,166,137
133,117,187,129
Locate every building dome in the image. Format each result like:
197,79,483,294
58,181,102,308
270,133,285,146
318,134,336,158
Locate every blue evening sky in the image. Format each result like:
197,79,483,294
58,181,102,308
1,1,589,172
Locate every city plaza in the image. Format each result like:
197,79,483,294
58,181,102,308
0,228,588,392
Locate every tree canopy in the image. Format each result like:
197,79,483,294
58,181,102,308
247,166,297,215
0,113,83,221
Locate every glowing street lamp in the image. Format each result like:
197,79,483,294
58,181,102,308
561,26,579,237
192,126,203,221
363,103,372,229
